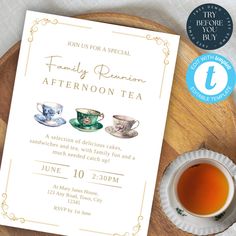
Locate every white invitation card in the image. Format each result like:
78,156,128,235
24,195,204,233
0,11,179,236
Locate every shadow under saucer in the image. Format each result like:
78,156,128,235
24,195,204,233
105,126,138,138
34,114,66,127
69,118,103,132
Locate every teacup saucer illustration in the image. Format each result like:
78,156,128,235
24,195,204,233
105,126,138,138
69,118,103,132
160,149,236,235
34,114,66,127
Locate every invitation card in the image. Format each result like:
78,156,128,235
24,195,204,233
0,11,179,235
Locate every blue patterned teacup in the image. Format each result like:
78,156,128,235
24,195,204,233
37,102,63,121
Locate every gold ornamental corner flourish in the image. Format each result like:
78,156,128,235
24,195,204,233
28,18,58,42
81,182,146,236
111,31,170,98
145,34,170,65
145,34,170,98
1,193,25,223
113,215,143,236
25,18,58,76
112,183,145,236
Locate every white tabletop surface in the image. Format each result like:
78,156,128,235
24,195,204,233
0,0,236,235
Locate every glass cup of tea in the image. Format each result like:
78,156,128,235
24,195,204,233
173,158,235,218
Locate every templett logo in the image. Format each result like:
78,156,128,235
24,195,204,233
186,53,236,104
205,66,216,90
186,3,233,50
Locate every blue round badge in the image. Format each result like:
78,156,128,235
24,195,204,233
186,53,236,104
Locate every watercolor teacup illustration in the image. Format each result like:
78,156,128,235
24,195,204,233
34,102,66,127
70,108,104,132
105,115,139,138
37,102,63,121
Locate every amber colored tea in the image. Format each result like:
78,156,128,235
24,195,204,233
177,163,229,215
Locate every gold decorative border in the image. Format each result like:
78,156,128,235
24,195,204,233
25,18,58,76
112,31,170,98
145,34,170,98
25,18,172,99
1,158,146,234
1,160,25,223
1,193,25,223
112,31,146,39
25,17,92,76
1,160,58,227
80,182,146,236
145,34,170,65
28,18,59,43
113,216,143,236
20,16,157,234
112,31,170,65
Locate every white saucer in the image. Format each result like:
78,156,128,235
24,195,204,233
34,114,66,127
105,126,138,138
159,149,236,235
